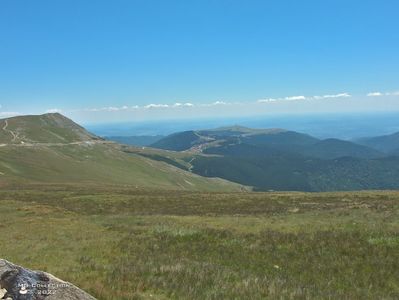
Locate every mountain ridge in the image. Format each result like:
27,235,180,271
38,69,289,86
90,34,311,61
0,113,99,144
0,113,244,191
139,125,399,191
356,131,399,153
3,114,399,192
150,126,381,159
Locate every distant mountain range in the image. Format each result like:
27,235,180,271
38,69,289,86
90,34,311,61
105,135,164,147
150,126,384,159
2,113,399,192
125,125,399,192
0,113,242,191
356,132,399,154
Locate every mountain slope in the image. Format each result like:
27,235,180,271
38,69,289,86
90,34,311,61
242,130,319,148
301,138,383,159
0,113,98,144
150,126,317,152
151,131,203,151
357,132,399,153
151,126,380,159
140,125,399,191
189,153,399,191
0,114,243,191
0,143,241,190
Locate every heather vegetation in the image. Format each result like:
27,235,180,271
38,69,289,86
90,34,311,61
1,185,399,299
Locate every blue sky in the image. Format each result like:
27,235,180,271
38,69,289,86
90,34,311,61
0,0,398,123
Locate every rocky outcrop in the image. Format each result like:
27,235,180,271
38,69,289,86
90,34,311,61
0,259,96,300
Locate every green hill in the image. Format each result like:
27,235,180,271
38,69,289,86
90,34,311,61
151,125,383,160
242,130,319,148
151,130,202,151
150,126,315,152
0,114,243,191
301,138,382,159
0,113,99,144
142,126,399,191
190,154,399,191
357,132,399,153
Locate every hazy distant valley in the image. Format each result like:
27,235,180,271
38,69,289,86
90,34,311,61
2,113,399,299
109,123,399,192
2,113,399,193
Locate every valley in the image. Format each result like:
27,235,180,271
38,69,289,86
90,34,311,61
125,126,399,192
1,113,399,299
3,2,398,299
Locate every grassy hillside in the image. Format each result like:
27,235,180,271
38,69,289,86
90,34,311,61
151,131,204,151
128,144,399,192
0,144,241,191
0,113,98,144
150,126,311,152
152,126,384,159
0,114,242,191
2,115,399,299
1,185,399,299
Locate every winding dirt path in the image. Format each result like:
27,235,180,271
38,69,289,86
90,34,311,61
1,119,114,147
188,157,196,172
2,120,18,142
0,140,113,148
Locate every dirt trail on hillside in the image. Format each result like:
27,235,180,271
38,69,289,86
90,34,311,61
188,157,196,172
2,120,18,142
0,119,111,148
0,139,113,147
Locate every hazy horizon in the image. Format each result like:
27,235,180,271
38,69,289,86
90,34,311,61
1,1,399,122
85,111,399,140
2,2,399,299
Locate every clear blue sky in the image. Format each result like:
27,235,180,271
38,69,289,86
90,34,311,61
0,0,398,122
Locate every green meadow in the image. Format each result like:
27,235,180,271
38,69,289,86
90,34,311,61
1,185,399,299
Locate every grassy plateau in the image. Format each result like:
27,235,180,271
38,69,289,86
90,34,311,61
1,184,398,299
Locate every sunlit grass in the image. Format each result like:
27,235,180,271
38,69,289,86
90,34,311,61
1,186,399,299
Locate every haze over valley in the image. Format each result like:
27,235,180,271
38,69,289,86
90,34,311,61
1,1,399,299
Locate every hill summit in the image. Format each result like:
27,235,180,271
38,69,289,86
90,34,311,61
0,113,98,144
0,113,242,191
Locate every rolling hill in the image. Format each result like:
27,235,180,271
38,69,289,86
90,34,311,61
4,115,398,192
151,126,319,152
0,114,243,191
0,113,99,144
300,138,382,159
152,126,383,159
151,130,203,151
142,126,399,191
356,131,399,154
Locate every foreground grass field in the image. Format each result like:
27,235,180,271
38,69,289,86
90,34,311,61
1,185,399,299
